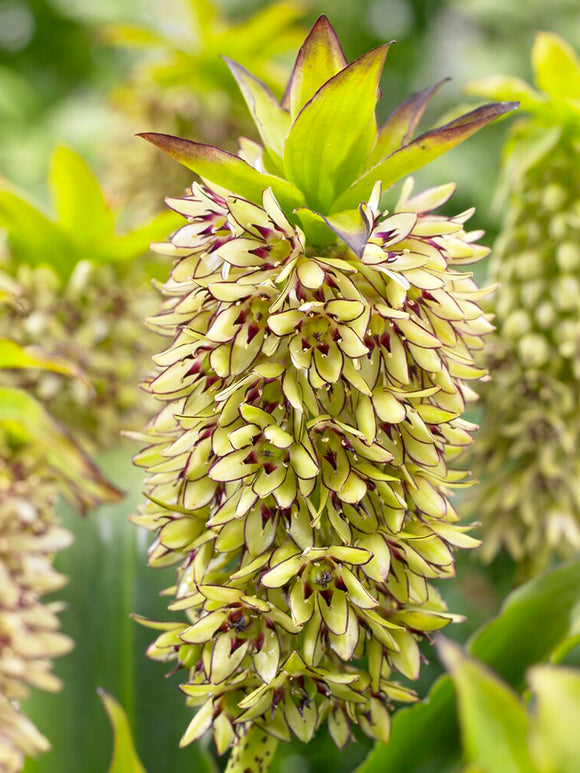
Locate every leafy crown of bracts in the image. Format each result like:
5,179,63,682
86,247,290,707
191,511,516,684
139,15,516,239
133,15,516,771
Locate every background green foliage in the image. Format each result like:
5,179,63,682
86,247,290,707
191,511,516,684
1,1,579,772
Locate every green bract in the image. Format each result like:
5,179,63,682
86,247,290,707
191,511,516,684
466,32,580,568
0,146,181,448
133,16,514,771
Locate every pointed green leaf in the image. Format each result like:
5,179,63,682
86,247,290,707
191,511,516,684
335,102,518,211
49,146,115,244
283,44,391,213
464,75,543,112
368,78,449,167
439,640,535,773
282,15,348,119
99,690,147,773
0,339,87,382
296,204,372,257
528,665,580,772
532,31,580,100
224,58,291,168
355,560,580,773
0,188,76,280
138,133,304,216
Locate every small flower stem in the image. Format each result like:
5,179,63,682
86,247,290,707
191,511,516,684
225,724,279,773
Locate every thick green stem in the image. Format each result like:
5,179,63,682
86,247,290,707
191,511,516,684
225,725,279,773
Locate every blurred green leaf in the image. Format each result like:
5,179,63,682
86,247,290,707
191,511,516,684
528,665,580,772
105,210,182,263
0,386,120,513
49,146,115,245
532,31,580,100
464,74,543,112
0,188,77,278
0,338,85,381
356,560,580,773
439,640,535,773
99,690,147,773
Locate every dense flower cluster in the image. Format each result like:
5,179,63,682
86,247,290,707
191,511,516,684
470,146,580,564
0,450,72,773
134,175,489,755
0,261,158,449
466,32,580,567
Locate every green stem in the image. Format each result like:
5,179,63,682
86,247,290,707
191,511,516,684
225,725,279,773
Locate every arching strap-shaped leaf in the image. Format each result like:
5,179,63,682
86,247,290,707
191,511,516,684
296,204,372,257
138,133,304,216
224,58,291,169
532,31,580,100
368,78,449,167
333,101,518,212
283,45,392,213
439,640,535,773
50,146,115,244
281,15,347,119
99,690,147,773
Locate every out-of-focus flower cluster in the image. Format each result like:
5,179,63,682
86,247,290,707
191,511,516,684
0,146,180,450
0,287,120,770
466,32,580,567
0,261,159,449
0,449,72,772
133,175,489,755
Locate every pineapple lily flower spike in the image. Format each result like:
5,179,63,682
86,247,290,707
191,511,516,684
465,32,580,568
133,15,518,772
